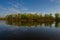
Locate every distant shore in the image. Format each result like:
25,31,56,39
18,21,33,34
0,13,60,22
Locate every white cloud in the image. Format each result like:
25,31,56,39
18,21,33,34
50,0,60,3
8,1,28,11
7,8,20,14
0,6,7,10
22,7,28,11
50,0,55,2
0,6,21,16
56,0,60,3
0,0,28,16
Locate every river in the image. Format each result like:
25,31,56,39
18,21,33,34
0,21,60,40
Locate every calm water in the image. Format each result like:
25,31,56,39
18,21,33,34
0,21,60,40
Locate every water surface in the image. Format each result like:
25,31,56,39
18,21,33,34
0,21,60,40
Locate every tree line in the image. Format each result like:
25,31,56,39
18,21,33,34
5,13,60,23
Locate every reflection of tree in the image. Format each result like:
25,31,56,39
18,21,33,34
6,20,60,28
55,13,60,22
44,22,53,27
6,20,42,26
55,22,60,27
6,21,13,25
6,20,54,27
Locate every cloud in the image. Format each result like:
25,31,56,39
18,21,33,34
0,0,28,16
8,1,28,13
0,6,7,11
50,0,60,3
21,7,28,11
56,0,60,3
7,7,21,14
0,6,21,16
8,0,28,11
50,0,55,2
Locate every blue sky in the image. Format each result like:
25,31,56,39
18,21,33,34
0,0,60,16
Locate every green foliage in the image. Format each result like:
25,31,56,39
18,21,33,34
0,13,59,22
55,13,60,21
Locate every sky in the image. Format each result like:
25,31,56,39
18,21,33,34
0,0,60,16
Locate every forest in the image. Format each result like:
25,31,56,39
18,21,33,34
0,13,60,23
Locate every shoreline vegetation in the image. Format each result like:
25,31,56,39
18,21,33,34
0,13,60,22
0,13,60,26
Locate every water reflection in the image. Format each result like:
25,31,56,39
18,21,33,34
0,21,60,40
4,21,60,27
55,22,60,28
0,20,59,27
